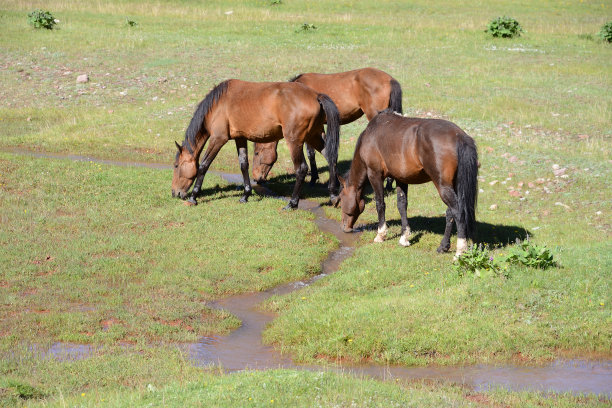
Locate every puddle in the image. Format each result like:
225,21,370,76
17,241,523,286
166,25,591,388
8,149,612,397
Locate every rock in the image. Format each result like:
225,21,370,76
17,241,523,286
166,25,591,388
554,202,570,210
489,204,498,210
553,168,567,177
509,190,521,198
489,180,498,186
76,74,89,83
552,164,560,170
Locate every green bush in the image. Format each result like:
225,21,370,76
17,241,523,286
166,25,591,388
598,21,612,43
296,23,317,33
502,239,556,269
27,9,57,30
485,16,523,38
453,244,504,278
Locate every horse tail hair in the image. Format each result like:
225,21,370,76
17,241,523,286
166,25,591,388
184,80,229,153
456,133,479,241
317,93,340,191
388,78,403,114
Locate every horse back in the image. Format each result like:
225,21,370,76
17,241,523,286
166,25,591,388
294,68,393,123
220,80,322,142
359,112,462,185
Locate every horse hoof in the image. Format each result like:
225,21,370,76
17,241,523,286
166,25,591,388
239,196,248,204
436,246,449,253
283,202,298,211
373,235,385,243
399,236,411,247
184,197,198,206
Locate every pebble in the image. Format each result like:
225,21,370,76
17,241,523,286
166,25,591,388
489,204,498,210
76,74,89,83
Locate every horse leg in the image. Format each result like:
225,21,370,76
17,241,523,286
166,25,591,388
437,208,454,253
396,182,411,246
305,133,338,200
369,170,387,243
306,143,319,186
284,142,308,210
438,185,467,258
189,135,228,204
235,138,252,203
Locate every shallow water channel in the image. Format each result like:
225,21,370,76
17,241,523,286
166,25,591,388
12,150,612,396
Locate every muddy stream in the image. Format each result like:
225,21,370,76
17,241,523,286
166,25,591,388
10,150,612,396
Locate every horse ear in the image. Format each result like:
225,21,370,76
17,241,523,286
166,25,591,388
338,174,346,188
175,141,182,152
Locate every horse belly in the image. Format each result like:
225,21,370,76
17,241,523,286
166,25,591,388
231,123,283,143
386,153,430,184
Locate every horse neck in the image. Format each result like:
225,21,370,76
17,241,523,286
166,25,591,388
347,151,368,193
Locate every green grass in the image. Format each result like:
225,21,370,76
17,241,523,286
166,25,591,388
0,152,334,347
0,0,611,406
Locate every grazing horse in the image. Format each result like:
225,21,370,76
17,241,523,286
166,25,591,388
335,110,478,258
252,67,403,185
171,79,340,209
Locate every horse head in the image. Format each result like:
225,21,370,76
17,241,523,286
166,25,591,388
171,141,198,199
252,142,278,184
335,175,365,233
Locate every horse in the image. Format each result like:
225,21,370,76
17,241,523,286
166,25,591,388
171,79,340,209
251,67,403,185
335,110,478,259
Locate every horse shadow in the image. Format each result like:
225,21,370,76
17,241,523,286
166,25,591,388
359,216,530,248
257,159,366,201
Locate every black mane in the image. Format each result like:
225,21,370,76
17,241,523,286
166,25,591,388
183,80,230,153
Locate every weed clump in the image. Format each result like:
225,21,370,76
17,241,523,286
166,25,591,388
27,9,57,30
598,21,612,43
453,244,503,278
502,239,556,269
296,23,317,33
485,16,523,38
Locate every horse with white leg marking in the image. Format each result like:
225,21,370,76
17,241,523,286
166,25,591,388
335,110,478,258
171,79,340,209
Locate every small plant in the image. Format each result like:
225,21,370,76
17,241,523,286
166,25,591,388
598,21,612,43
296,23,317,33
27,9,58,30
485,16,523,38
271,0,283,5
502,239,556,269
126,18,138,27
453,244,502,278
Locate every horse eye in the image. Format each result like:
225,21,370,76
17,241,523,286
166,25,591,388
174,164,178,169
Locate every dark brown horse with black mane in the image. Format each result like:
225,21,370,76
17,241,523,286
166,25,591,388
172,79,340,209
336,110,478,258
252,67,402,185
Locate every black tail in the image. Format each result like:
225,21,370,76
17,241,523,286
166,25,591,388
456,134,479,240
317,93,340,195
388,78,403,114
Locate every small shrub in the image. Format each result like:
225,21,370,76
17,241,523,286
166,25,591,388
27,9,57,30
485,16,523,38
502,239,556,269
598,21,612,43
296,23,317,33
271,0,283,5
126,18,138,27
453,244,503,278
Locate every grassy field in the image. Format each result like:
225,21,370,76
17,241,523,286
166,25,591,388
1,0,611,406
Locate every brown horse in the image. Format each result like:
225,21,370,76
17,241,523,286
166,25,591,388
252,67,402,184
171,79,340,209
336,110,478,258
